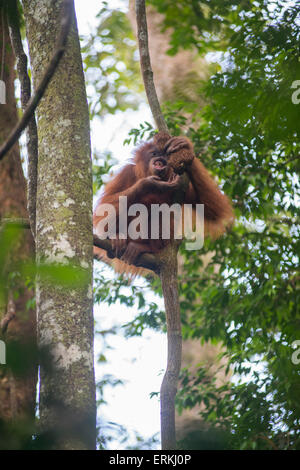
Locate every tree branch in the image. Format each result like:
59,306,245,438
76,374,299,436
8,0,39,237
135,0,169,133
93,234,161,274
1,293,16,334
0,0,73,161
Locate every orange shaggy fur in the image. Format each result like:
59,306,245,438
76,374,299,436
93,132,234,276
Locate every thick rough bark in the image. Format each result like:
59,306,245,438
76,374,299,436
0,8,37,428
22,0,96,450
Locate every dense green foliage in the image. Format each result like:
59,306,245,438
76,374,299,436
92,0,300,450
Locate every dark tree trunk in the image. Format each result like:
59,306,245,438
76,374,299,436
0,5,37,432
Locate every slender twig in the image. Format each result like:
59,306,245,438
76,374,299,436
0,0,73,162
8,0,39,237
1,293,16,334
135,0,169,133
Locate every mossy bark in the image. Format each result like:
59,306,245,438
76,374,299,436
22,0,96,449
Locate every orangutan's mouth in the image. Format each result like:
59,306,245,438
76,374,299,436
153,157,167,170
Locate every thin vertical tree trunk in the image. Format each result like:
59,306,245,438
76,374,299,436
22,0,96,449
135,0,185,448
130,1,230,447
159,245,182,450
0,5,37,433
